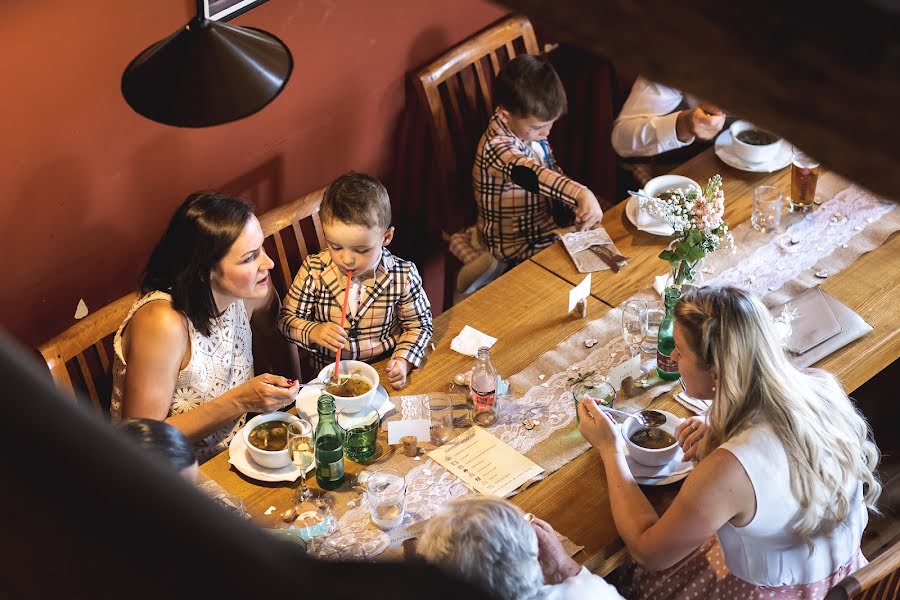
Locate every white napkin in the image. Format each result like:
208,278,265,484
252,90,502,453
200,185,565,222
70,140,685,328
653,274,669,295
450,325,498,357
674,391,711,415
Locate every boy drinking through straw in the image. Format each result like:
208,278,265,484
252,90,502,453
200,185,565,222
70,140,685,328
278,173,433,390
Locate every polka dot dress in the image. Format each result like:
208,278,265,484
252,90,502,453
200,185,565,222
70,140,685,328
620,536,866,599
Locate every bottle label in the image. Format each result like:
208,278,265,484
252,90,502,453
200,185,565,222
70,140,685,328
470,387,496,413
319,459,344,482
656,350,679,374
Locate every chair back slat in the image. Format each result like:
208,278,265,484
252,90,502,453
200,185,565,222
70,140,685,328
291,221,309,261
825,541,900,599
413,15,540,232
272,231,293,292
37,291,137,414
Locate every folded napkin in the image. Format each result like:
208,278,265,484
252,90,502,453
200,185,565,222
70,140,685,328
653,274,669,295
674,391,711,415
450,325,498,357
553,226,627,273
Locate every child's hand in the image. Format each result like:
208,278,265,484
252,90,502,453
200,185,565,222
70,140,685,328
574,189,604,231
386,358,412,390
310,323,348,353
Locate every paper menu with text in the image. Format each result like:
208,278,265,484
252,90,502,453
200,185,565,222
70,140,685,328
428,427,544,497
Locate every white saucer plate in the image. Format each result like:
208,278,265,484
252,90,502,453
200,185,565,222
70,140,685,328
295,382,392,429
714,130,792,173
227,426,312,483
625,195,675,237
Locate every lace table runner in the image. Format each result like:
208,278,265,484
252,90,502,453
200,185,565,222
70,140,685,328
311,177,898,559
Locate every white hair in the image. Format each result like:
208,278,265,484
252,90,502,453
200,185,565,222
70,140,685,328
677,286,881,542
418,497,544,599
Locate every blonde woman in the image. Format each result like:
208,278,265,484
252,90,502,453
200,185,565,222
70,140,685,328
578,286,880,599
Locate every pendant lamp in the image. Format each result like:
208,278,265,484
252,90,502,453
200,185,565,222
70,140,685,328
121,17,292,127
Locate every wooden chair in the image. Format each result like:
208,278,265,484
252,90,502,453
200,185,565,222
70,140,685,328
37,291,138,413
413,14,540,235
37,186,328,412
825,541,900,599
257,186,327,299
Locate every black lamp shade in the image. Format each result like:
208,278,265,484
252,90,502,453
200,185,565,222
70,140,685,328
122,18,293,127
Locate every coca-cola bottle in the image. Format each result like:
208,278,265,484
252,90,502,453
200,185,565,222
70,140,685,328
469,346,499,426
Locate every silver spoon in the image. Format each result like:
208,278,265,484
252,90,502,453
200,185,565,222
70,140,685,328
600,407,667,428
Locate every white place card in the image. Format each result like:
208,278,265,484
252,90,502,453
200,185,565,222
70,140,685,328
568,273,592,313
387,419,431,444
608,354,642,390
428,427,544,498
386,518,430,549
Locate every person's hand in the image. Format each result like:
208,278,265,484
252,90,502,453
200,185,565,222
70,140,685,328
676,105,726,142
574,189,604,231
310,322,348,353
386,357,411,390
231,374,300,413
577,398,624,459
531,517,581,584
675,416,708,461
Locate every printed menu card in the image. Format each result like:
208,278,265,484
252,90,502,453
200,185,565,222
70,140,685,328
428,427,544,497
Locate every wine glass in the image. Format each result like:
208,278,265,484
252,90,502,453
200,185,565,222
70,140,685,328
288,420,315,504
622,300,647,357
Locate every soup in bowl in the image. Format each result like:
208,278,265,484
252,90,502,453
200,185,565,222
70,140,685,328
729,120,782,164
243,412,305,469
316,360,379,413
622,410,681,467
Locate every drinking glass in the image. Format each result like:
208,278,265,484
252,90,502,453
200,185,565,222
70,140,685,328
367,469,406,531
337,406,380,462
423,393,453,445
752,185,783,232
287,420,314,504
622,300,647,356
572,379,615,423
790,148,820,213
640,300,665,354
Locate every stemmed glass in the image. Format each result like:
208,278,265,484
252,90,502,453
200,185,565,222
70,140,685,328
287,420,315,504
622,300,647,357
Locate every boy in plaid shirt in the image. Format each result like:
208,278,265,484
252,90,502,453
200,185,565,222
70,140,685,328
278,173,433,389
473,54,606,266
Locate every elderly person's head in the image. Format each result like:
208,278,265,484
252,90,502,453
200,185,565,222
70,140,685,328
418,497,544,599
673,285,880,539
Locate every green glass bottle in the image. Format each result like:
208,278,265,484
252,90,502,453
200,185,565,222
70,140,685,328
656,287,681,381
314,394,345,490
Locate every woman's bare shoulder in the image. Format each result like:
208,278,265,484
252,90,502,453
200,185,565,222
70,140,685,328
128,299,189,344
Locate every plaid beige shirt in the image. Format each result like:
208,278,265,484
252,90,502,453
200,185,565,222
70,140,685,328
278,248,433,371
473,110,586,263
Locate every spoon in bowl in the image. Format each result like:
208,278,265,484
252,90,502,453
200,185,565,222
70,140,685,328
597,406,667,428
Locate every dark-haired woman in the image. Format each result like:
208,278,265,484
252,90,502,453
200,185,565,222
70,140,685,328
111,192,300,463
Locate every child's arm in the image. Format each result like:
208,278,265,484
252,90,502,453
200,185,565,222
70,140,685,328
483,134,584,208
278,257,347,353
390,262,434,369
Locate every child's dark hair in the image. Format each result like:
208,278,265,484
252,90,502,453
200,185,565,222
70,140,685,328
494,54,567,120
320,172,392,230
141,191,254,337
116,418,197,472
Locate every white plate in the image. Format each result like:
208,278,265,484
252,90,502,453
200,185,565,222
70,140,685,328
714,130,792,173
227,426,312,483
295,382,393,429
625,195,675,237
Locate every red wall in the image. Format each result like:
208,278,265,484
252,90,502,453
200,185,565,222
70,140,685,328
0,0,507,347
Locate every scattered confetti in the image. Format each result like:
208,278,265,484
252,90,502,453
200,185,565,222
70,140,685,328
867,217,874,223
413,456,421,461
702,267,714,274
790,236,801,245
855,226,863,231
523,419,536,431
264,506,277,515
570,365,579,371
748,275,756,284
430,342,436,351
584,338,598,348
281,508,296,522
815,270,829,279
768,286,776,291
814,197,824,205
610,352,618,358
841,244,848,249
538,374,545,380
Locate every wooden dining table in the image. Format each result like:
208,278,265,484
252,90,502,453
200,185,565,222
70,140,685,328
201,147,899,574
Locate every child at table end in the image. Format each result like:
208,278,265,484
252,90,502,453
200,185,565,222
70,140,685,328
278,172,433,390
470,54,607,272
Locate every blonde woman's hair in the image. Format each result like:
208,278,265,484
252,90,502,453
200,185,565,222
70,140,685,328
676,286,880,541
